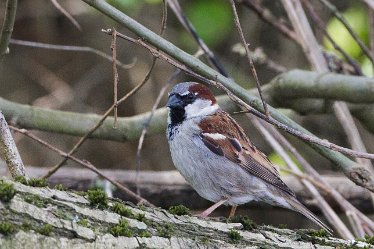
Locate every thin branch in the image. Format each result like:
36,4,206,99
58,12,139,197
167,0,229,77
318,0,374,66
280,0,374,197
10,126,154,206
230,0,269,116
135,0,168,195
363,0,374,10
238,0,301,44
280,168,330,193
111,28,119,128
0,0,17,58
0,112,27,178
42,57,155,179
268,125,374,235
281,0,328,72
233,46,287,74
110,30,374,161
50,0,82,31
252,118,352,239
9,39,136,70
302,0,363,75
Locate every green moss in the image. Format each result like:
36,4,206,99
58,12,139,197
138,204,146,211
21,222,32,231
87,188,108,209
308,229,329,238
277,224,288,229
228,229,242,244
363,235,374,245
111,202,134,218
0,222,16,235
14,176,47,187
0,180,16,202
156,223,175,238
54,184,66,191
38,224,53,236
74,191,87,196
14,176,28,185
136,213,146,222
27,178,48,187
24,194,46,208
77,218,89,227
168,205,190,216
110,219,133,237
138,230,152,238
228,215,256,230
201,237,210,245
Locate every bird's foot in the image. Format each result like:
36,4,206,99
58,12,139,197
195,199,228,219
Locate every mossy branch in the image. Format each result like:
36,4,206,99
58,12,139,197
0,176,371,248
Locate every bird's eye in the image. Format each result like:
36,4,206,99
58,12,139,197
187,93,194,100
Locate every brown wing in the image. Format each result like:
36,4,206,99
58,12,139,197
199,111,295,197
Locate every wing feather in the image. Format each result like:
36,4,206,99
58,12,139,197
199,111,295,197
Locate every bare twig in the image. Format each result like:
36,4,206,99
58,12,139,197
9,39,136,70
83,0,374,191
346,211,365,238
252,118,352,239
0,0,17,58
269,126,374,235
111,28,119,128
279,168,330,193
369,2,374,73
135,0,168,195
50,0,82,31
281,0,328,72
167,0,228,77
231,46,287,74
42,57,154,179
281,0,373,235
302,0,362,75
10,126,154,206
108,29,374,161
333,103,373,170
318,0,374,65
363,0,374,10
0,112,27,178
230,0,269,116
238,0,301,44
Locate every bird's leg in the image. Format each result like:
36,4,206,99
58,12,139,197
197,199,227,218
229,206,237,218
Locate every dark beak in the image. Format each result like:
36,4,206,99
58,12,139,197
167,94,183,108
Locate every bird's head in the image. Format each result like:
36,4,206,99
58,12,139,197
167,82,218,125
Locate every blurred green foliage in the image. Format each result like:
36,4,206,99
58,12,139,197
182,0,234,47
324,6,373,76
268,152,303,175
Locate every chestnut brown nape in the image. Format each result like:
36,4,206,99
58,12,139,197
188,83,216,105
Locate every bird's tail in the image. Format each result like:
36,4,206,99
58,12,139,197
287,197,333,236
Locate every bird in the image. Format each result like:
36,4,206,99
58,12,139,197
166,81,332,233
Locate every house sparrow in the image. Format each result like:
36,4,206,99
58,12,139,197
166,82,331,233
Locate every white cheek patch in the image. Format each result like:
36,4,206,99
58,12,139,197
202,133,226,140
185,100,219,119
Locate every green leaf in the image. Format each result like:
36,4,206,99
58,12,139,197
324,6,368,59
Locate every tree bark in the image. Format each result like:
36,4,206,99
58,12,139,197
0,176,370,248
1,165,371,213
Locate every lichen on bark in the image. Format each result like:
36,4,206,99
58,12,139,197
0,176,371,248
